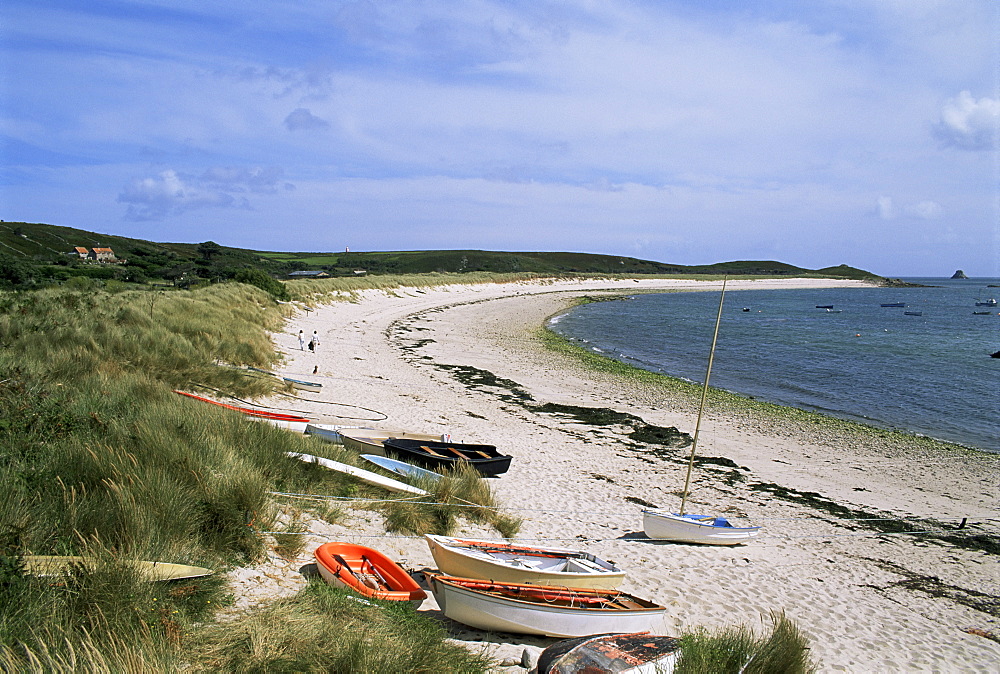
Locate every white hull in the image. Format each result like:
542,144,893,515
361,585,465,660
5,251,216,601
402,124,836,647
362,454,443,483
24,556,213,582
285,452,427,495
430,577,666,638
305,424,373,443
425,535,624,589
284,377,322,392
642,510,759,545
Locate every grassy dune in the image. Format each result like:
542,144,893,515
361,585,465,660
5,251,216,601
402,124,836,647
0,281,511,671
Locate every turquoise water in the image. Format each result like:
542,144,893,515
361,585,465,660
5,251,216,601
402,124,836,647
548,278,1000,453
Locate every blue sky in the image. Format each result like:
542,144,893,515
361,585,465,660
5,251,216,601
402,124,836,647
2,1,997,276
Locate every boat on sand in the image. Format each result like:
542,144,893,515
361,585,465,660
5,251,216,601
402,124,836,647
536,631,681,674
23,556,213,582
424,534,624,589
285,452,427,495
314,542,426,604
641,277,760,545
336,428,447,455
282,376,322,392
173,390,311,423
383,438,512,476
361,454,443,484
427,574,666,637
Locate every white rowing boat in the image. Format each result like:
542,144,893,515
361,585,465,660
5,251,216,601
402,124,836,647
305,423,373,443
285,452,427,495
428,574,666,638
425,535,624,589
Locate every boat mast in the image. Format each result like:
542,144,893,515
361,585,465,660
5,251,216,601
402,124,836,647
679,275,727,516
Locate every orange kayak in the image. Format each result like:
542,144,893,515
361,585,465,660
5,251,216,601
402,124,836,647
314,542,427,604
173,390,311,422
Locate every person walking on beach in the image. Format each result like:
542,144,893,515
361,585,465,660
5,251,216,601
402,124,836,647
298,330,305,350
308,330,319,352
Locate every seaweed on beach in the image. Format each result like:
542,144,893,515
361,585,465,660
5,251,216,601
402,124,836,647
433,363,534,403
750,482,1000,556
859,558,1000,618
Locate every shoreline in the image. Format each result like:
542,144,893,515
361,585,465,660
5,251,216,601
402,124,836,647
239,278,998,672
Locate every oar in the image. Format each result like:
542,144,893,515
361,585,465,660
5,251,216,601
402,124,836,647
360,555,390,589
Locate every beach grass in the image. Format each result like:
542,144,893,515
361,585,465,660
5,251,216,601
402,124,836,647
676,611,816,674
0,281,508,670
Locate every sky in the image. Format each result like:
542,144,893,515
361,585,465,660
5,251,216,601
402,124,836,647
1,1,998,277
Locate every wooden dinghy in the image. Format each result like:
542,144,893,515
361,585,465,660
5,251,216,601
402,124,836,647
23,556,213,582
424,535,624,589
361,454,443,484
537,632,681,674
427,575,666,638
642,510,760,545
336,428,448,456
285,452,427,495
383,438,512,476
283,376,322,392
314,542,426,605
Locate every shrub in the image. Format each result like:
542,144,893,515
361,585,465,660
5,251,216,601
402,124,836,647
234,267,290,301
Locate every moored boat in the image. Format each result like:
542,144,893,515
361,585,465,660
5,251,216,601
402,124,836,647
424,535,624,589
880,302,906,308
642,510,760,545
536,631,682,674
23,556,213,582
336,428,448,456
427,574,666,637
383,438,512,476
314,542,426,604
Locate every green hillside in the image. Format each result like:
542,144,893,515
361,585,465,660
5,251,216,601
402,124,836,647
0,221,884,289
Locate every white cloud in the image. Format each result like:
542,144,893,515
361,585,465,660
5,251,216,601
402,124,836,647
933,91,1000,150
117,167,285,220
906,200,942,219
876,196,897,220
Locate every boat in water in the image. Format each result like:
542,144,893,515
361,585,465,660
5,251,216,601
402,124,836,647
427,574,666,637
314,542,426,604
424,535,624,589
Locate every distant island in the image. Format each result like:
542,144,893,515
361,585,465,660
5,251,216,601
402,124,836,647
0,220,887,290
951,270,968,279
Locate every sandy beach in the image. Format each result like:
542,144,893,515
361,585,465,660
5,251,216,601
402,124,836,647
233,278,999,672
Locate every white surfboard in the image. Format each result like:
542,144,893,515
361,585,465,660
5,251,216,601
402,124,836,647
360,454,443,484
285,452,428,495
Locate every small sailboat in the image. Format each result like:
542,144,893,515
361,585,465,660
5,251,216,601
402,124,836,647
427,574,666,637
424,534,624,589
642,278,760,545
314,542,426,605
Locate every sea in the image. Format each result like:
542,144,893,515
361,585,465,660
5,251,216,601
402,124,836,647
547,278,1000,454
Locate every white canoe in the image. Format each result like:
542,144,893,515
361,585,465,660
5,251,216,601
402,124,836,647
361,454,443,484
283,376,322,392
23,556,213,582
285,452,428,495
249,416,309,433
642,510,760,545
337,428,448,456
425,535,624,589
306,424,374,443
428,574,666,638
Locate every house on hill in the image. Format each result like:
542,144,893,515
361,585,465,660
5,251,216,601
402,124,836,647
72,246,119,263
287,270,329,278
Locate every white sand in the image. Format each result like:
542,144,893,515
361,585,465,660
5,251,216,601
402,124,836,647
239,278,999,672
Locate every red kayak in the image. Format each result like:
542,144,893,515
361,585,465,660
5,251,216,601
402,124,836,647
314,542,426,604
173,390,311,422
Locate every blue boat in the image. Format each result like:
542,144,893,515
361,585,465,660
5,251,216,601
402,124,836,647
283,376,322,392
